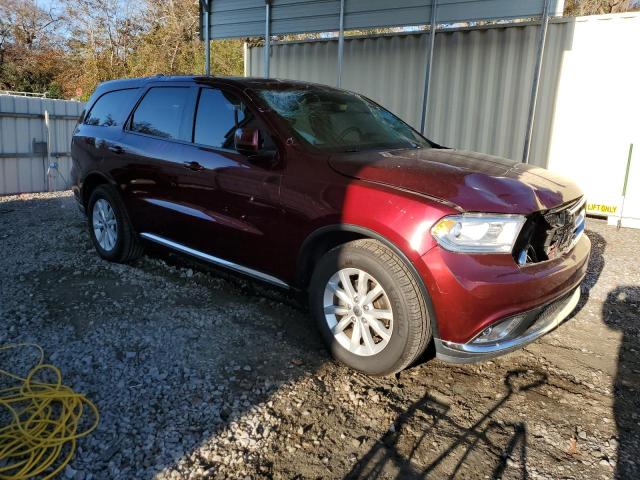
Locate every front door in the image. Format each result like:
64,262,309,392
172,86,285,280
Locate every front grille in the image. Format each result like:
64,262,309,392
543,199,586,259
514,198,586,265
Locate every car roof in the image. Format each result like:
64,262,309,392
96,75,338,93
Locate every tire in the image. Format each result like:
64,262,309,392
87,184,143,263
309,239,431,376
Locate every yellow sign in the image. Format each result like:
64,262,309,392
587,203,618,215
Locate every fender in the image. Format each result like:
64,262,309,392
80,170,117,206
299,223,440,339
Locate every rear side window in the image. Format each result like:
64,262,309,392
130,87,193,141
85,89,139,127
194,88,246,149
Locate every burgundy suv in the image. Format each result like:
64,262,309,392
71,76,590,375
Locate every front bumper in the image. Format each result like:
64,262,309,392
415,233,590,341
434,286,581,363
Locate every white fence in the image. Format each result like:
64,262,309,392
0,95,84,196
247,13,640,223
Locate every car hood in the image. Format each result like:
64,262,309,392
328,148,582,214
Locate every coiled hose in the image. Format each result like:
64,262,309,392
0,344,99,479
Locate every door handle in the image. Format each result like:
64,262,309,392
183,161,204,171
108,145,125,154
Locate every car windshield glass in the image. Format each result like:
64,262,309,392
254,86,430,152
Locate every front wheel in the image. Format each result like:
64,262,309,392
309,239,432,376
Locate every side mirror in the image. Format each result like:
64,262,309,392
234,127,261,156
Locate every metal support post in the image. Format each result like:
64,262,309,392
420,0,437,135
617,143,634,229
522,0,551,164
202,0,211,75
264,0,272,78
337,0,345,87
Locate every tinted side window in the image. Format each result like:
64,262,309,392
85,89,139,127
194,89,246,149
130,87,193,141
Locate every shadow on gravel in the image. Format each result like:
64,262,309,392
603,285,640,479
583,229,606,293
346,369,548,479
568,229,606,320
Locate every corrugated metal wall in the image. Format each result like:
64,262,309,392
0,95,83,195
247,13,640,222
246,15,619,167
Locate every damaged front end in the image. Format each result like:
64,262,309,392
513,198,587,266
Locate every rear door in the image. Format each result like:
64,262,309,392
72,88,140,190
113,83,199,239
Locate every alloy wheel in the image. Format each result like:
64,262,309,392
92,198,118,252
323,267,393,356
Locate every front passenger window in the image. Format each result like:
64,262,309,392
194,89,246,149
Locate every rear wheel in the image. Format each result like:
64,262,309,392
87,185,143,263
309,239,431,375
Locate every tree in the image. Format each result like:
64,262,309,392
0,0,244,99
0,0,66,96
130,0,242,78
564,0,640,15
59,0,145,97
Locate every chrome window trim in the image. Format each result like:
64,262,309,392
140,232,289,289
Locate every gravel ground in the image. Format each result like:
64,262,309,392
1,190,639,480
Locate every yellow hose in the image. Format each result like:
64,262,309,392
0,344,99,479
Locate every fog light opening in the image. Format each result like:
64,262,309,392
471,315,526,345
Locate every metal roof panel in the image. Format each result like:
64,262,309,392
205,0,565,39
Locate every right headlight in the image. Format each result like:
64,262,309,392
431,214,525,254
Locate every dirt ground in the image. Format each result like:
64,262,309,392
0,191,638,480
